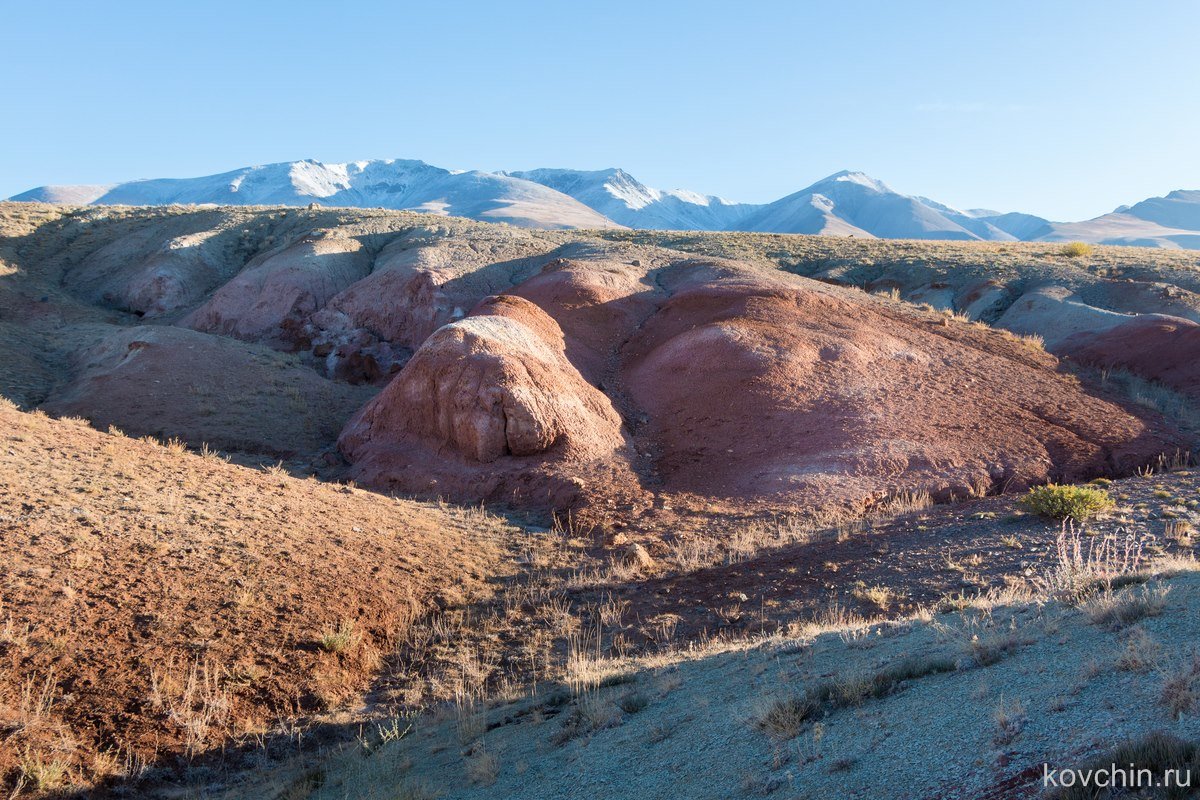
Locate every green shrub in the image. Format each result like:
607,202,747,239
1060,241,1093,258
1021,484,1114,521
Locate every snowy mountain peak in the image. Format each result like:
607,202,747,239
825,170,892,193
508,167,755,230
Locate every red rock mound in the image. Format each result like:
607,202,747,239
340,256,1188,516
338,294,639,509
621,277,1176,508
1062,315,1200,400
505,257,663,383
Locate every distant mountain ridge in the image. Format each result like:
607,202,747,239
12,159,1200,249
503,167,755,231
11,159,619,231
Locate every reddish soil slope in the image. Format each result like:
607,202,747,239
0,402,514,791
1062,314,1200,400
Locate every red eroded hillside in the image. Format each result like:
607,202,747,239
338,255,1184,516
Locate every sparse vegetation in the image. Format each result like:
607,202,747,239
1060,241,1094,258
760,655,957,739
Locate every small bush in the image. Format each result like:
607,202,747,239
1021,484,1114,521
1060,241,1093,258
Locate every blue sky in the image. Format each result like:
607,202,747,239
2,0,1197,220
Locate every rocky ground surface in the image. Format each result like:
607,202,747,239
298,571,1200,800
241,468,1200,799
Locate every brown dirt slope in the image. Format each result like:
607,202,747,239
39,325,375,456
0,401,518,793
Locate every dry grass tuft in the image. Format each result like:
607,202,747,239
1160,654,1200,718
148,661,233,758
465,747,500,786
757,695,817,740
967,627,1032,667
1115,626,1161,673
993,695,1026,746
759,654,957,740
852,583,893,610
1037,520,1147,600
1084,583,1170,629
318,619,363,654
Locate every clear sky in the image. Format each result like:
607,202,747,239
2,0,1197,221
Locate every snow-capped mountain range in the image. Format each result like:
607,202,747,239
503,167,756,231
12,159,1200,249
11,160,618,231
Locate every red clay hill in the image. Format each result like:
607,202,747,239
339,253,1185,517
1062,314,1200,402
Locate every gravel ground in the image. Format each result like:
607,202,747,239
292,560,1200,799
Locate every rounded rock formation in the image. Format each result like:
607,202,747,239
338,295,638,508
